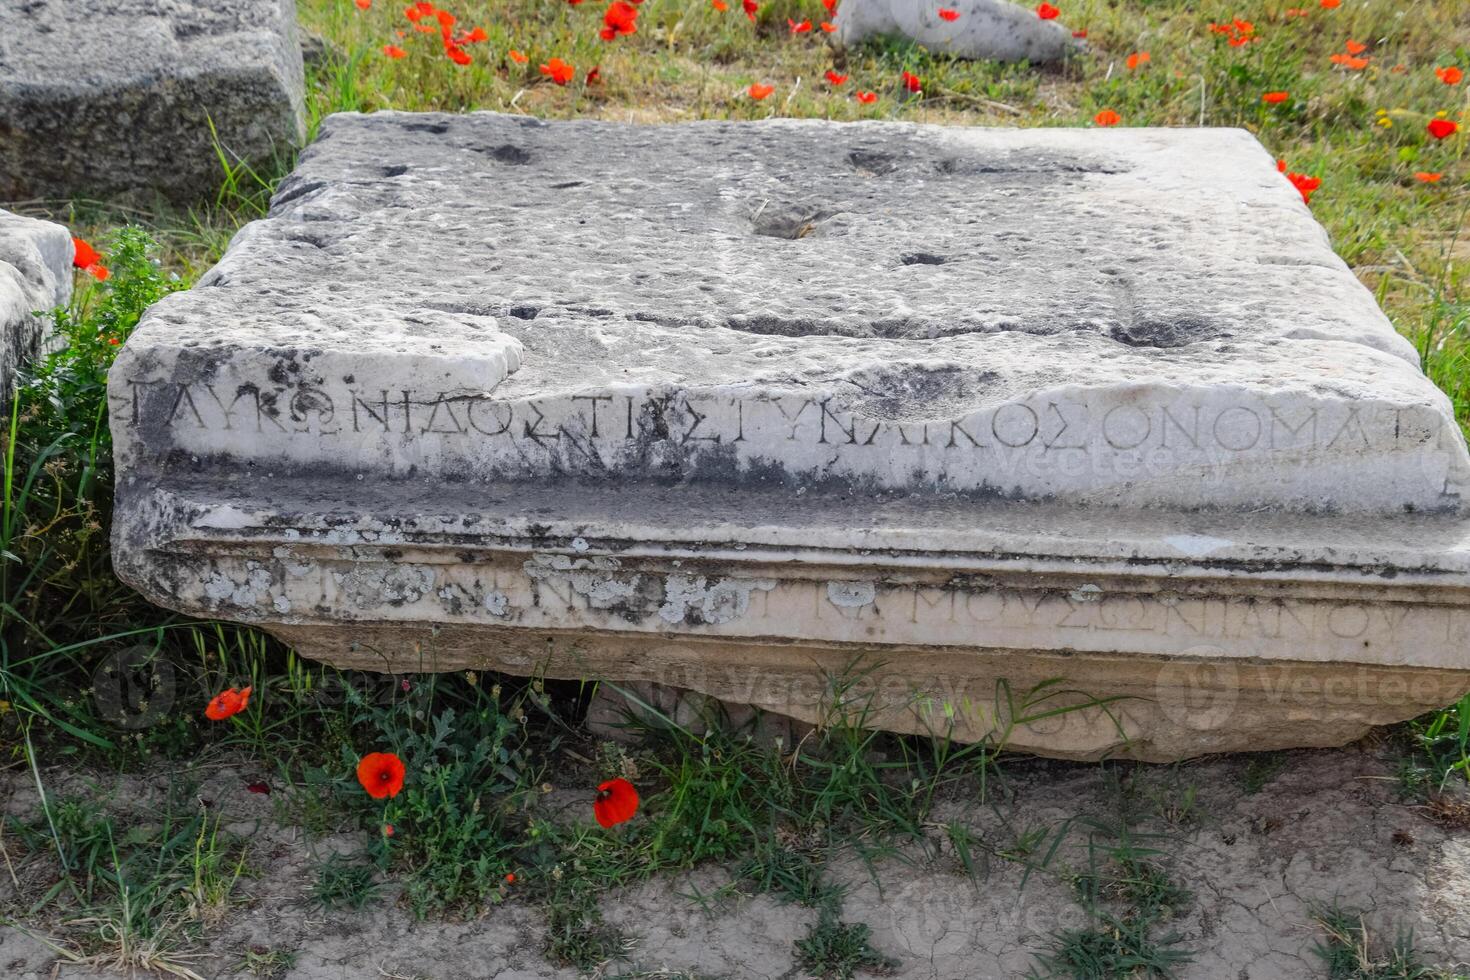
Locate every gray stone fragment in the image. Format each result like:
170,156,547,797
0,209,70,402
0,0,306,204
834,0,1081,64
298,28,341,69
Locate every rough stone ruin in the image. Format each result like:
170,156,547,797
110,113,1470,761
0,0,306,203
833,0,1081,65
0,209,70,403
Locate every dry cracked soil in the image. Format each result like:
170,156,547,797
3,739,1469,980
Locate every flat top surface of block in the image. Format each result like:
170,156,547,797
162,112,1411,359
116,113,1470,514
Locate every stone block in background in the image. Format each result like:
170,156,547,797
833,0,1082,65
108,114,1470,760
0,209,71,402
0,0,306,204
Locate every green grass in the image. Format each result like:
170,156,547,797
1031,769,1195,978
794,909,898,980
2,794,247,980
2,228,187,754
310,854,381,910
1313,904,1470,979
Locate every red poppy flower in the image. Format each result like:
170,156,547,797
825,69,849,85
855,90,877,103
1279,165,1321,203
508,48,528,63
1290,173,1321,203
355,0,371,8
1262,91,1289,103
821,0,836,11
541,57,575,84
1320,0,1339,7
445,44,471,65
586,65,602,83
1436,66,1464,86
743,0,758,19
1125,51,1149,70
383,824,395,837
593,778,639,828
601,2,638,40
901,70,922,92
748,82,775,99
505,872,516,883
1217,18,1257,46
1428,118,1459,140
1036,2,1058,19
712,0,728,9
1093,108,1120,126
1329,52,1369,70
71,237,99,269
1343,39,1366,55
205,686,252,721
357,752,407,799
383,44,407,58
455,26,488,43
937,7,959,20
788,17,811,32
1415,172,1444,183
819,21,835,31
1072,28,1086,37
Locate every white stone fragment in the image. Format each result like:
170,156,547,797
0,209,71,402
834,0,1082,64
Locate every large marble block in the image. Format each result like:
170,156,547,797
0,0,305,204
110,113,1470,760
0,209,71,402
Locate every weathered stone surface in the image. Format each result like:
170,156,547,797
0,209,70,401
110,113,1470,760
833,0,1081,65
0,0,306,204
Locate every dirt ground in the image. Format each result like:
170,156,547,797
3,739,1469,980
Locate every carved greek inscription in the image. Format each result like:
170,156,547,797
119,378,1444,473
202,556,1465,664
